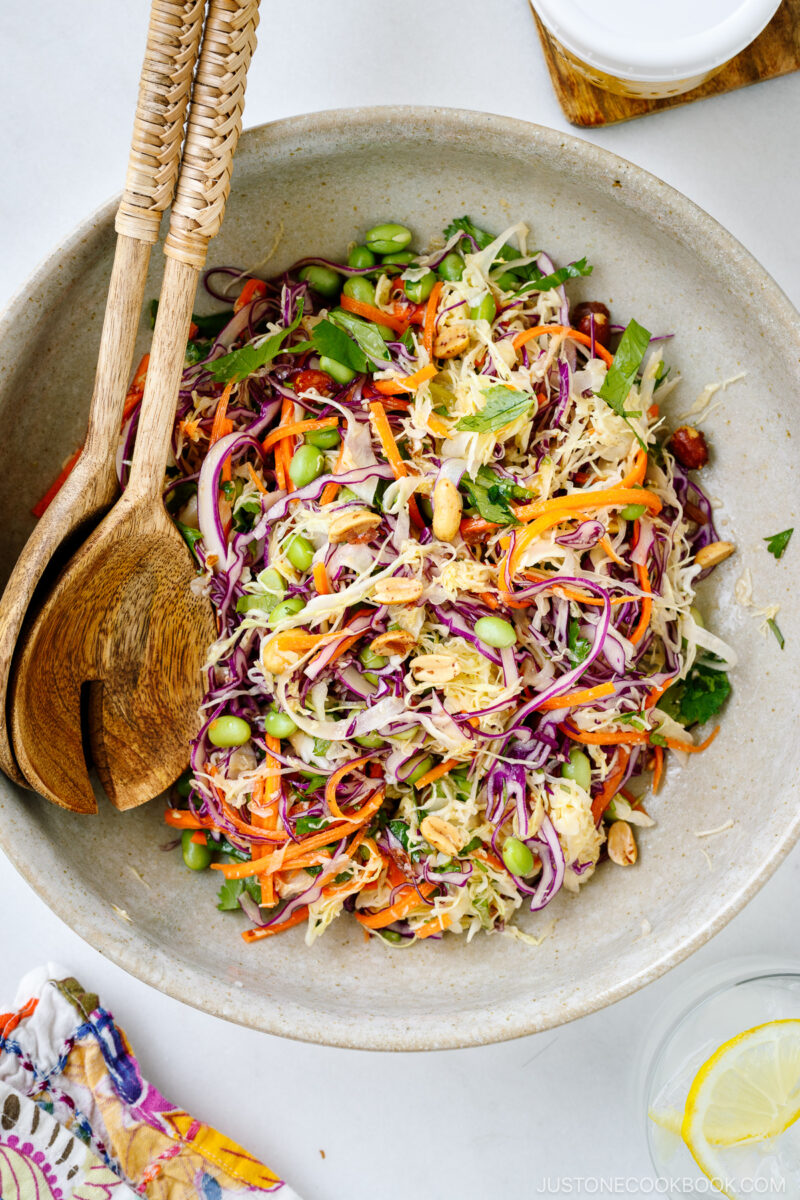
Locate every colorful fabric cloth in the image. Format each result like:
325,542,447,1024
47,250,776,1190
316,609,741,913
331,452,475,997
0,967,300,1200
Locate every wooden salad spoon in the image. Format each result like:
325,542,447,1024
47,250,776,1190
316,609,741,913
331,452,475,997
0,0,206,787
10,0,261,812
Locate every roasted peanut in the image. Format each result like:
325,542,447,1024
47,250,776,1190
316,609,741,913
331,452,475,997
694,540,735,569
607,820,637,866
572,301,611,349
410,654,460,684
420,814,464,856
369,629,416,658
371,577,424,605
432,477,463,542
328,510,382,544
262,638,296,676
669,425,709,470
433,323,470,359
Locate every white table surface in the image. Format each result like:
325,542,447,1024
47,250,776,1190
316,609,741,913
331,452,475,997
2,3,799,1196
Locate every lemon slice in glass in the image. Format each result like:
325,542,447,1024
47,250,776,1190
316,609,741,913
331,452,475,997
681,1019,800,1196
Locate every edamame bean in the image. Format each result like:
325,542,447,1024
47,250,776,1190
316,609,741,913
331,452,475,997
380,929,404,944
469,294,497,323
257,567,286,599
318,356,356,385
365,223,413,255
359,645,388,670
181,829,212,871
342,276,377,306
299,265,341,297
408,755,435,786
363,672,378,686
404,271,436,304
502,836,535,877
347,245,376,269
268,596,305,628
355,732,384,748
305,427,341,450
176,769,193,798
208,715,251,747
620,503,647,521
562,748,592,792
494,271,518,291
474,616,517,648
236,594,272,614
381,251,414,268
264,709,299,738
289,444,325,489
438,252,465,282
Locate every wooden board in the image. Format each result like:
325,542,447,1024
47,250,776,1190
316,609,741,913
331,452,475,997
533,0,800,127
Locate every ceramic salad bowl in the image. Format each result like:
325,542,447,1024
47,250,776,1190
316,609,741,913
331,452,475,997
1,107,798,1050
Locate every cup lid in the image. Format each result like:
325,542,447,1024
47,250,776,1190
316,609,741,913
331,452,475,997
532,0,782,82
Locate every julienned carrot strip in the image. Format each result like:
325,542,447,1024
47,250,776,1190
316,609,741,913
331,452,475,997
664,726,720,754
275,398,296,492
520,571,636,609
652,744,664,793
645,677,676,710
512,324,614,368
538,682,616,712
190,831,207,845
209,382,234,446
591,748,631,823
31,447,83,518
630,563,652,646
325,754,372,822
313,562,331,595
600,535,626,567
412,758,460,789
247,462,267,494
423,280,443,359
213,788,386,879
32,352,151,517
261,416,338,453
514,486,661,523
473,847,507,874
339,294,409,333
373,364,437,396
563,723,720,755
427,413,451,438
319,442,346,506
622,447,648,489
416,912,453,938
355,881,438,930
164,810,214,830
255,735,282,906
241,906,309,942
234,277,267,313
368,400,424,529
480,591,499,610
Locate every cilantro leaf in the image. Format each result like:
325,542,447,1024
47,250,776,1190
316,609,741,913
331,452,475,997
443,216,518,261
388,820,411,852
768,618,785,650
475,466,534,504
764,528,793,560
461,475,514,525
568,618,590,665
310,318,370,374
597,318,651,416
175,521,202,563
330,308,391,365
216,875,262,911
662,663,731,726
210,301,304,383
456,385,535,434
295,815,329,836
517,257,593,295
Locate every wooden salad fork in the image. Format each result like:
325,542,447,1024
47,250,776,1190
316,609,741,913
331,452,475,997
10,0,261,813
0,0,206,788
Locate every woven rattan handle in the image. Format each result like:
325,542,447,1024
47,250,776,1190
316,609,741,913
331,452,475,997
83,0,206,465
115,0,206,244
125,0,260,500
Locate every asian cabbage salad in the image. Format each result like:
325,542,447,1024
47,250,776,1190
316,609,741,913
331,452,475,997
146,217,735,945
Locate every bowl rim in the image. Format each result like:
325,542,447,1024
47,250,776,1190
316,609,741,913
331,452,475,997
2,104,800,1051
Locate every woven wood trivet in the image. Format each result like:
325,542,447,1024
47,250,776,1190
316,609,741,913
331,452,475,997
532,0,800,127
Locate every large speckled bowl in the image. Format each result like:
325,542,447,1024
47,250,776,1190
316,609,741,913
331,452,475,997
1,108,799,1050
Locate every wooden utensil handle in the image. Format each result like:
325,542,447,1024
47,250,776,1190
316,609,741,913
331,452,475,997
82,0,206,467
125,0,260,501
